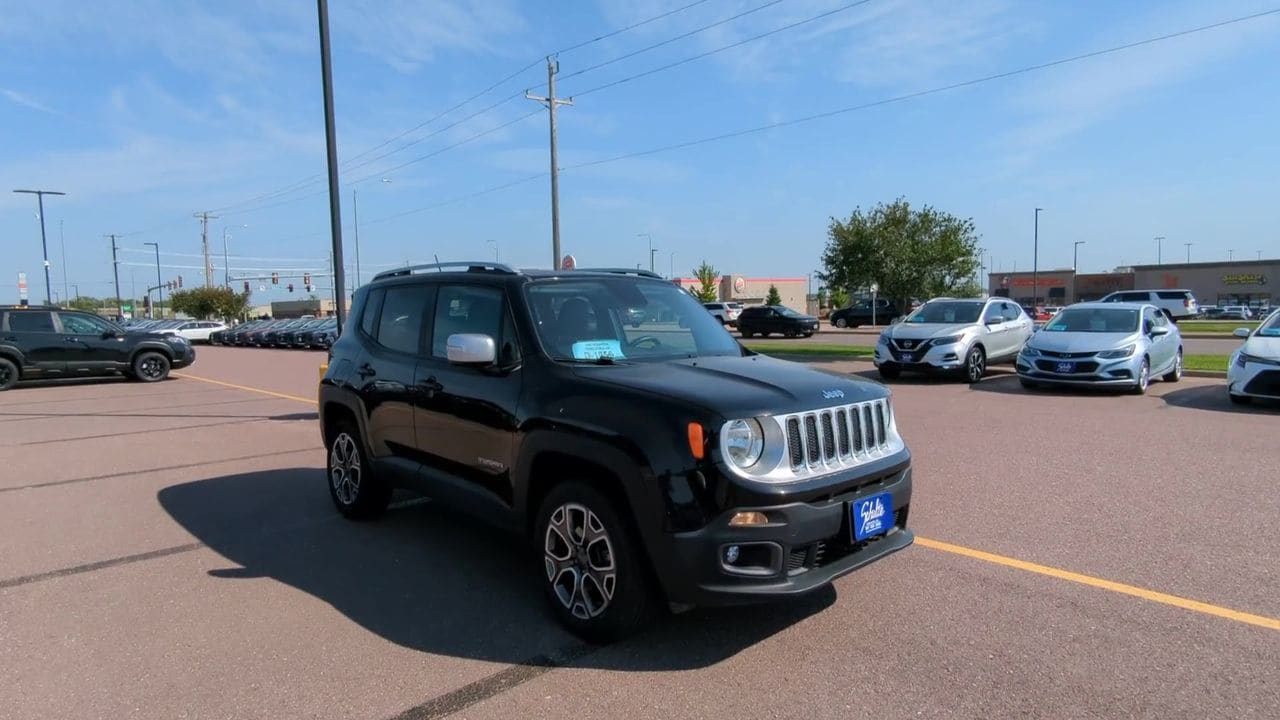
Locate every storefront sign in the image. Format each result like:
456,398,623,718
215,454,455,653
1222,273,1266,285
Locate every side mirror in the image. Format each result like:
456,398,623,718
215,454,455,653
446,333,496,365
102,329,119,339
1233,327,1251,339
1150,325,1170,337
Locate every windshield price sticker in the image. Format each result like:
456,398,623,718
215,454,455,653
572,340,625,360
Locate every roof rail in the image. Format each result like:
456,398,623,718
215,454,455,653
573,267,663,279
372,261,518,281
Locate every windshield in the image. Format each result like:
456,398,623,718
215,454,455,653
1258,311,1280,336
525,277,743,362
1043,307,1139,333
773,305,806,317
905,301,982,325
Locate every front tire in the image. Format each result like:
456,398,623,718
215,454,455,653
326,422,391,519
1131,358,1151,395
1162,350,1183,383
0,357,18,391
536,482,657,643
963,346,986,384
132,351,171,383
834,318,848,328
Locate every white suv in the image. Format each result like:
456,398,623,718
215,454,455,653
1100,289,1199,321
703,302,741,327
874,298,1035,383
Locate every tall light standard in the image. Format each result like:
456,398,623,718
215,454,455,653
1229,249,1235,261
487,239,499,262
669,251,676,279
144,242,162,318
1032,208,1043,308
1154,236,1165,265
1185,242,1192,263
638,233,655,273
13,188,67,305
59,219,69,306
1073,240,1086,272
222,224,247,288
352,178,391,288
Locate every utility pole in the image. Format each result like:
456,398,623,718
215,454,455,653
194,211,219,287
145,242,162,318
13,188,66,305
527,56,573,269
1185,242,1192,263
107,234,123,320
223,229,231,288
317,0,348,329
1032,208,1043,309
1155,236,1165,265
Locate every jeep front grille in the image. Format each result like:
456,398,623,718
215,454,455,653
784,399,894,472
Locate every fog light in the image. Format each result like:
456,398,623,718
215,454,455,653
729,511,769,527
724,545,741,564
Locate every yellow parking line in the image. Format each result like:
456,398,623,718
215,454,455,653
916,536,1280,632
172,372,317,406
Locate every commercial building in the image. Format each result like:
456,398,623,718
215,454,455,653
988,258,1276,308
674,275,808,311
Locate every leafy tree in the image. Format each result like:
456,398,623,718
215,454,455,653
169,286,251,320
68,296,100,312
830,287,849,309
765,284,782,306
820,198,982,309
692,261,720,303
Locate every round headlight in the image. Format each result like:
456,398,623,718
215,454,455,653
723,419,764,468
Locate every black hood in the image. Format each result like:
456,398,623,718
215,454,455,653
571,354,886,418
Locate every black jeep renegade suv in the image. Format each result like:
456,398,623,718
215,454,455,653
318,262,913,641
0,306,195,390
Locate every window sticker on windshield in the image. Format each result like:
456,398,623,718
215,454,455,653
572,339,624,360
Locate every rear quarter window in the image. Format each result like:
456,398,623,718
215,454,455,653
1156,291,1191,300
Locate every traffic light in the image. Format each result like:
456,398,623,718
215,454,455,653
177,275,183,288
303,272,311,286
287,283,294,293
271,272,279,285
243,280,250,293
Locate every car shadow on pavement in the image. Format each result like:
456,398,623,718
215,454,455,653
1160,385,1280,415
157,468,834,671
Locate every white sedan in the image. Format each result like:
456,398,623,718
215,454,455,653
1227,310,1280,404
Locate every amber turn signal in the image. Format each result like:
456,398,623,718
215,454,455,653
729,511,769,527
687,422,705,459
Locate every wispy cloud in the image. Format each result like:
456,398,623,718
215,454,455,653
1,88,58,115
335,0,529,73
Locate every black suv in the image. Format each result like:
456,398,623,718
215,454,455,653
0,306,195,390
319,263,913,641
829,298,901,328
735,304,820,338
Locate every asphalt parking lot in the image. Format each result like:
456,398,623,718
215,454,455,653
2,347,1277,719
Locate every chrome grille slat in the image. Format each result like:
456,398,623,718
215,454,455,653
777,399,895,477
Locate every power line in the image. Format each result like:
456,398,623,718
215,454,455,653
556,0,715,54
560,0,789,82
361,172,548,227
571,0,875,98
565,6,1280,168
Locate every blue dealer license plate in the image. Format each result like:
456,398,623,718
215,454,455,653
1055,361,1074,373
852,493,893,541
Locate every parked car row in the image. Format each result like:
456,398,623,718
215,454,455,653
209,317,338,349
123,318,228,342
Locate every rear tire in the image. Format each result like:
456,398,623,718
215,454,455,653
326,420,391,520
131,352,171,383
877,364,901,380
0,357,18,391
536,481,658,643
1162,351,1183,383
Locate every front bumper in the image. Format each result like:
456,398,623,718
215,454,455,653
171,345,196,369
1015,352,1139,386
657,462,913,606
873,340,967,372
1228,363,1280,399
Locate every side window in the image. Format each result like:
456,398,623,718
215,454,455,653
1142,309,1157,333
360,289,384,338
59,313,113,335
8,311,57,333
431,285,508,359
982,303,1003,323
1001,302,1021,322
1123,292,1150,302
375,285,431,354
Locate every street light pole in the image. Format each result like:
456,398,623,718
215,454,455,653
144,242,162,318
1185,242,1192,263
669,251,676,279
1073,241,1086,272
1155,236,1165,265
316,0,348,331
13,188,67,305
637,233,656,273
1032,208,1043,309
487,239,499,262
59,219,69,306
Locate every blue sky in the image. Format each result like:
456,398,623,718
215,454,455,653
2,0,1279,303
